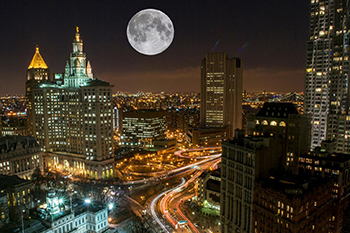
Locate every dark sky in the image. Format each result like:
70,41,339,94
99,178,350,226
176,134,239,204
0,0,309,95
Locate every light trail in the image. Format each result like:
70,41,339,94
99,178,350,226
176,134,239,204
176,195,200,233
150,178,186,232
159,158,220,232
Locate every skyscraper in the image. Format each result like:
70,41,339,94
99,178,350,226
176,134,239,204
26,46,50,135
305,0,350,152
200,52,243,138
27,28,114,179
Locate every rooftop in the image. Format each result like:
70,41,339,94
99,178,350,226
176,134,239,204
0,136,39,154
256,102,299,118
28,47,48,69
0,174,32,190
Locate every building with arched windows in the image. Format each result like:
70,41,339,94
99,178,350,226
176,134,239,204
246,102,310,174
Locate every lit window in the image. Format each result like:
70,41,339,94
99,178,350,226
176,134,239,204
279,121,286,127
262,120,268,125
270,121,277,126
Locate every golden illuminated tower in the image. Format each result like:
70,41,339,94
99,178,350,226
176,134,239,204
26,46,50,136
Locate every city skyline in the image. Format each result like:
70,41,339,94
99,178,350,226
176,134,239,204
0,0,309,95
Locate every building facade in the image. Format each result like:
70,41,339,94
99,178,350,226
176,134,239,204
299,141,350,232
197,169,221,211
253,177,333,233
0,136,42,179
122,109,166,147
26,46,50,136
246,102,311,174
220,135,285,233
200,52,243,138
0,175,33,214
27,28,114,179
305,0,350,151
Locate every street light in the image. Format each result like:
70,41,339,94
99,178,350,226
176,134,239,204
108,203,114,210
85,199,91,204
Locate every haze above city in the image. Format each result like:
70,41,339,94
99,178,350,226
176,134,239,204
0,0,309,95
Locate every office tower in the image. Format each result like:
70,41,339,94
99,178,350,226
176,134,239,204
122,109,166,147
246,102,311,174
220,134,285,233
305,0,350,152
26,46,50,136
200,53,243,138
28,28,114,179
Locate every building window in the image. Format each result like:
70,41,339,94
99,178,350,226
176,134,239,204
270,121,277,126
262,120,268,125
279,121,286,127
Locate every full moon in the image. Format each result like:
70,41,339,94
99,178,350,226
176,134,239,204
127,9,174,55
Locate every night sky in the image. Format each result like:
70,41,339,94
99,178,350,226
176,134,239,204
0,0,309,95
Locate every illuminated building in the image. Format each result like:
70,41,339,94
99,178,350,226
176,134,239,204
28,28,114,179
0,136,42,179
122,109,166,147
24,188,108,233
0,174,33,210
185,126,229,147
246,102,310,174
1,116,28,137
305,0,350,151
26,46,50,136
220,133,285,233
197,169,221,212
200,53,243,138
253,177,333,233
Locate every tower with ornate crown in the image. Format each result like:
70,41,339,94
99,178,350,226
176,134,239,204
27,28,114,179
63,27,93,88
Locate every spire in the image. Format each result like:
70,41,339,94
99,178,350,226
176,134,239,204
87,60,91,68
28,46,48,69
75,26,80,42
65,60,70,68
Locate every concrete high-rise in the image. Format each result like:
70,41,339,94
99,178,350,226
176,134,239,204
305,0,350,152
27,28,114,179
200,53,243,138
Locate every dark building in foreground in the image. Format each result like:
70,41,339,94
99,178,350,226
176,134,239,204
299,141,350,233
253,176,333,233
220,134,286,233
247,102,310,174
0,174,32,224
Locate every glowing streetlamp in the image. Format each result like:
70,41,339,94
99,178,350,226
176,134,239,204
108,203,114,210
84,199,91,204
